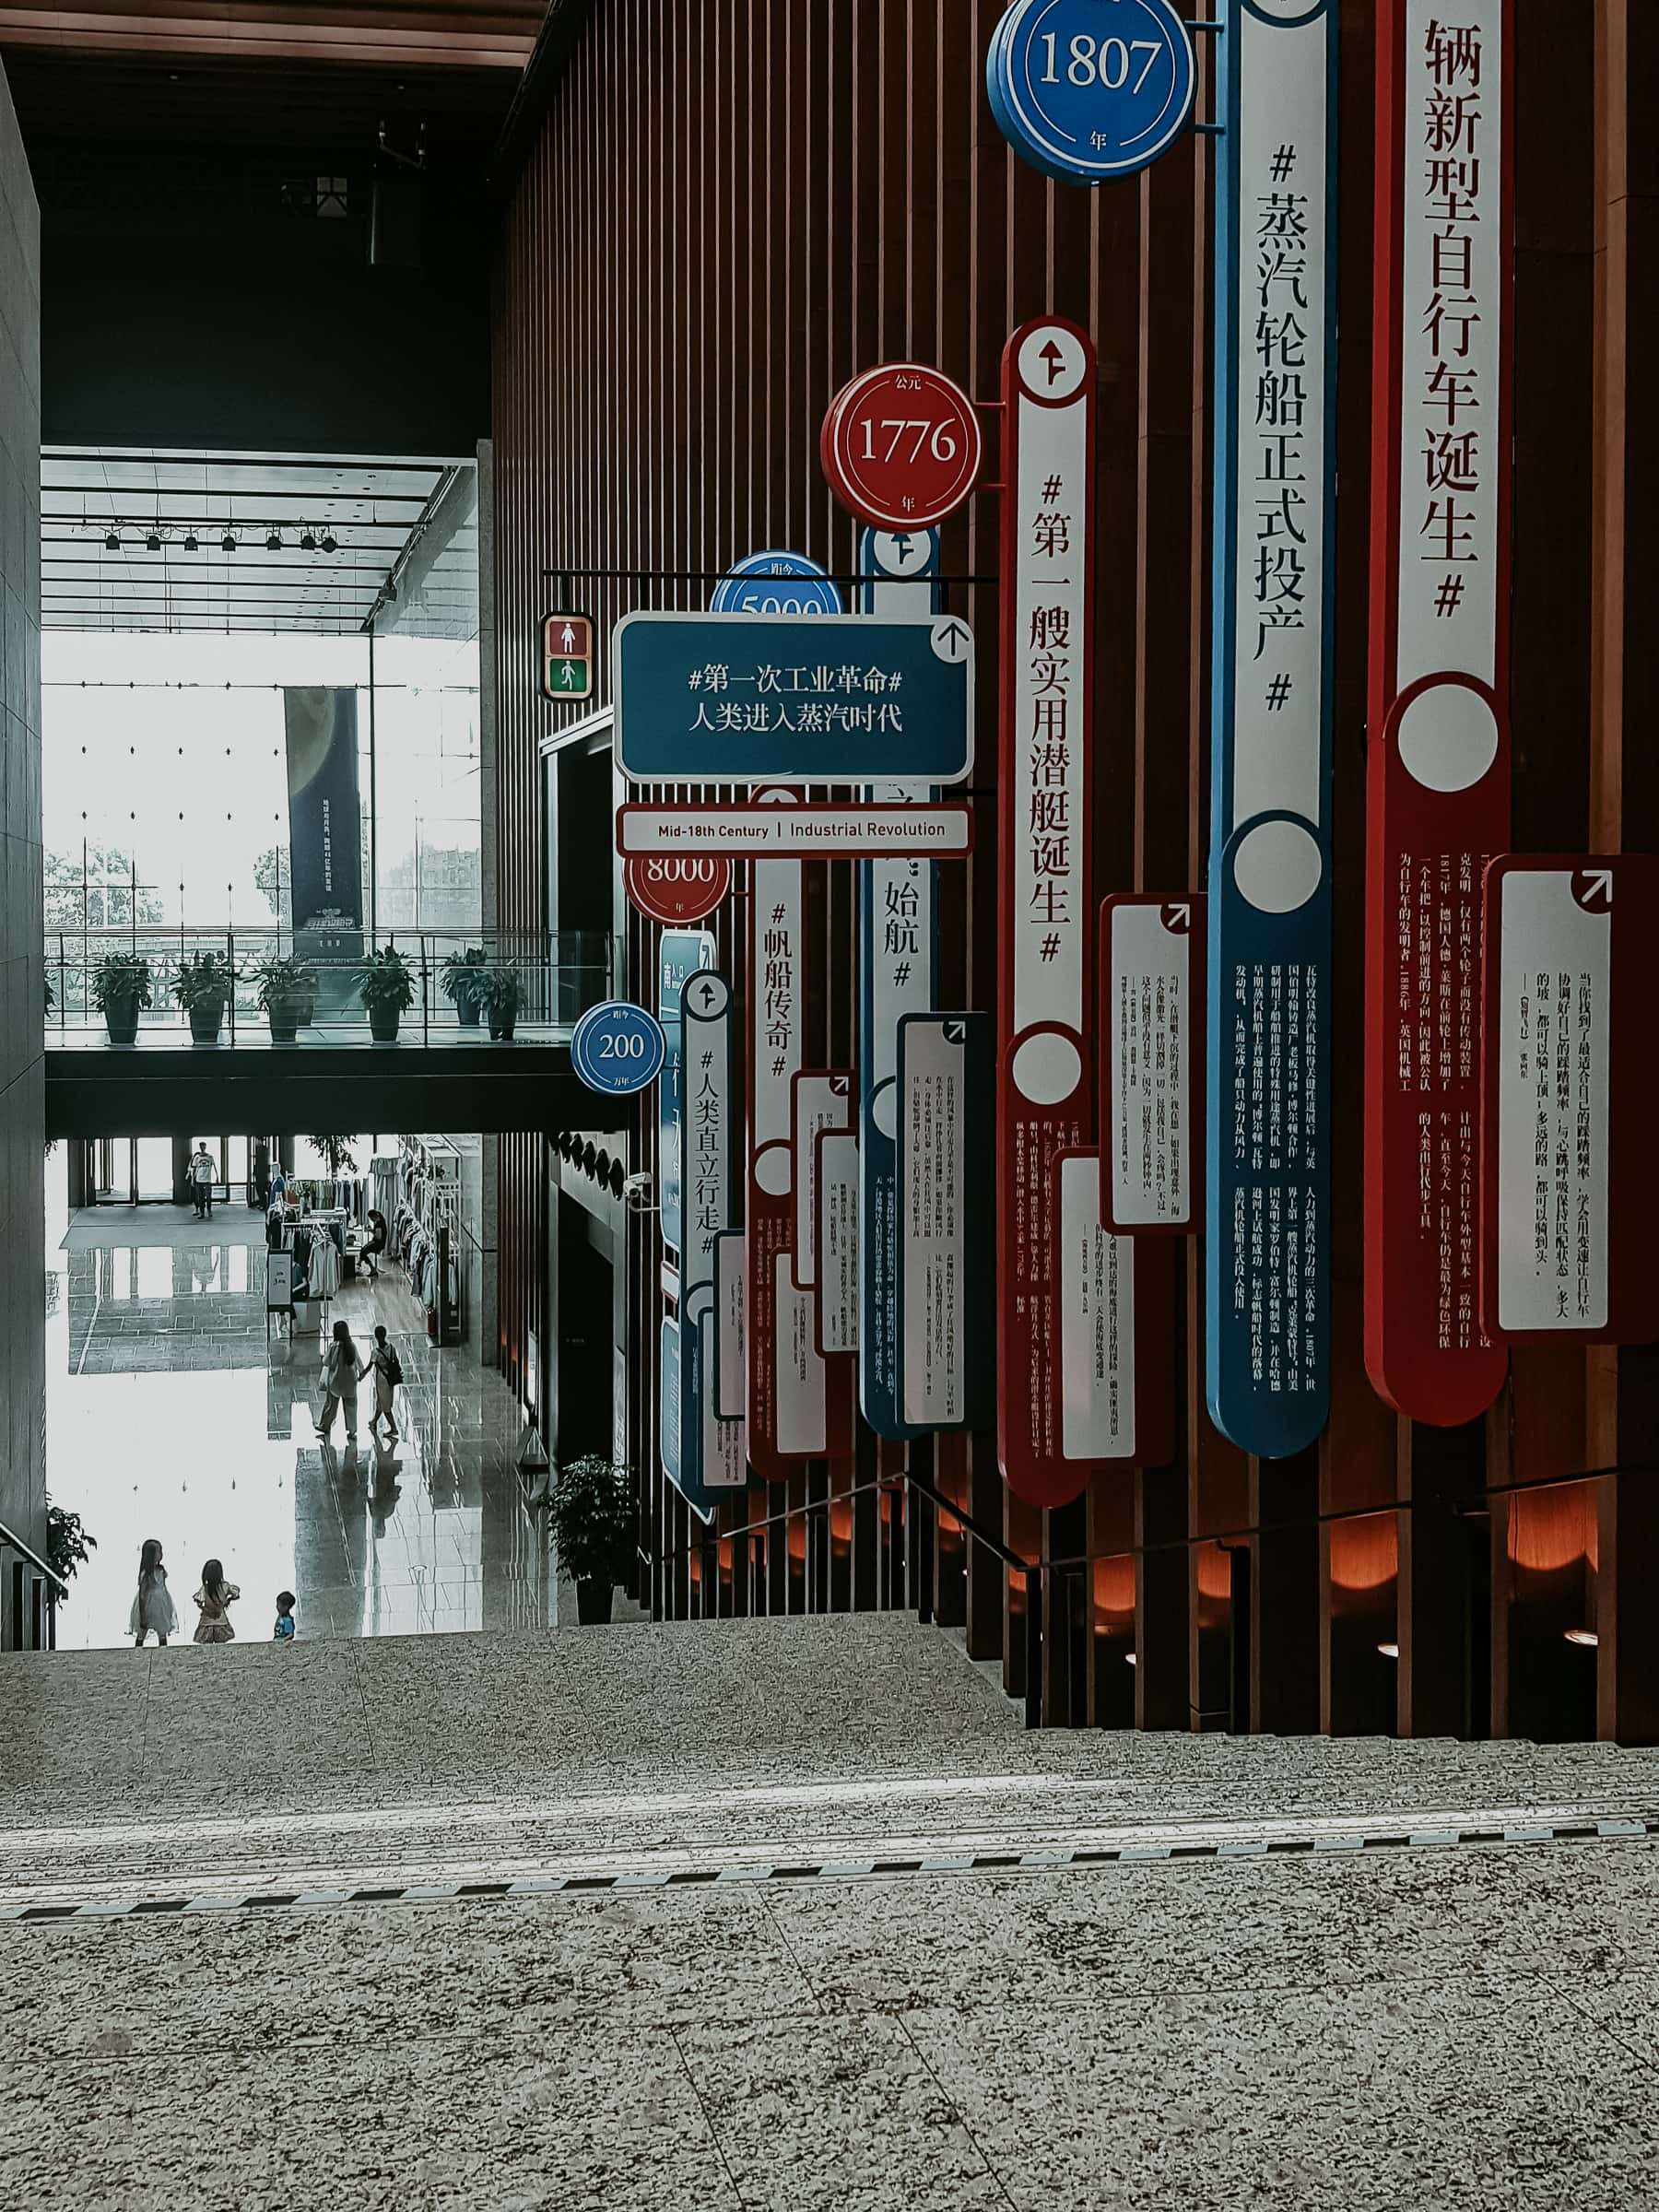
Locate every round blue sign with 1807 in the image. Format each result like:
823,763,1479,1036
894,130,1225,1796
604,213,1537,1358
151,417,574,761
710,550,843,617
988,0,1196,185
571,1001,667,1096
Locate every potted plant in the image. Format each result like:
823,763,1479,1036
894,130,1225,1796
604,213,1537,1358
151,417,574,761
171,950,236,1042
307,1135,359,1178
479,963,523,1042
253,952,315,1043
46,1500,97,1610
90,951,153,1044
547,1455,634,1625
356,944,417,1042
441,947,488,1028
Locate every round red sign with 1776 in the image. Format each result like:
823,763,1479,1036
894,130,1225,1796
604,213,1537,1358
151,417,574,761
623,852,733,925
820,361,982,531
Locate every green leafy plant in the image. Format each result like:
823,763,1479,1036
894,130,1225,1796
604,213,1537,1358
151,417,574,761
440,947,489,1012
356,945,417,1017
46,1500,97,1603
171,950,236,1014
547,1455,634,1590
307,1135,359,1178
478,964,523,1016
252,952,315,1016
90,952,154,1014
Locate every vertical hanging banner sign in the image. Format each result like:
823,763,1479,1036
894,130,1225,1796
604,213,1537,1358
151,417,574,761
657,929,716,1256
1054,1153,1174,1466
714,1230,747,1420
792,1073,853,1290
676,969,746,1503
1365,0,1512,1423
858,527,942,1438
1102,894,1205,1235
899,1014,996,1433
1206,0,1337,1456
817,1130,861,1356
1480,858,1659,1347
747,805,853,1477
997,318,1098,1506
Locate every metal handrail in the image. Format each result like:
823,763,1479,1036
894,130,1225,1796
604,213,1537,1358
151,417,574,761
0,1520,68,1598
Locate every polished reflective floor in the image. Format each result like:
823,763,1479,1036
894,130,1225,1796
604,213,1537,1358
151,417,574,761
47,1188,552,1649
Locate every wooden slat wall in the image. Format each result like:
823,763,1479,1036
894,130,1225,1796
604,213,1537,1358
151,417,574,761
489,0,1658,1739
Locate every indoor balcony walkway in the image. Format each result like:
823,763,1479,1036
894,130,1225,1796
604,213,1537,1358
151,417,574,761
43,925,627,1136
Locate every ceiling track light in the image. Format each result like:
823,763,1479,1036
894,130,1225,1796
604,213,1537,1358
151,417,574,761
104,530,121,551
321,533,338,554
146,532,162,552
222,532,238,553
265,531,283,552
183,533,199,553
300,529,318,552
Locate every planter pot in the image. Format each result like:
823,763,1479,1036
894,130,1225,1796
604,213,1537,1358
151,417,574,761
488,1012,517,1041
102,996,139,1046
189,1006,224,1044
454,1000,481,1029
369,1007,401,1042
268,1012,299,1045
575,1578,615,1627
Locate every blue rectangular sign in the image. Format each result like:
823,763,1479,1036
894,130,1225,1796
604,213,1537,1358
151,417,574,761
613,610,974,784
658,930,715,1254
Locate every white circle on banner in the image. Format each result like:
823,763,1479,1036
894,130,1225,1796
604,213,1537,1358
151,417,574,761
754,1144,791,1197
1394,682,1500,794
872,1080,898,1142
1017,326,1088,403
1244,0,1328,23
1011,1031,1082,1105
1231,818,1324,914
868,530,935,579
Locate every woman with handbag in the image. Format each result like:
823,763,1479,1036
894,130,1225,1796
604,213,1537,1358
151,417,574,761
317,1318,367,1443
368,1324,402,1441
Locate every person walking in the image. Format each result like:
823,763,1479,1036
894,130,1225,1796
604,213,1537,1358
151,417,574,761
317,1318,367,1442
189,1142,217,1219
130,1538,178,1648
192,1559,240,1644
368,1324,402,1441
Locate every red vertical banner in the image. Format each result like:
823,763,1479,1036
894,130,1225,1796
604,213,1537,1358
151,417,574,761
997,318,1098,1507
1365,0,1512,1423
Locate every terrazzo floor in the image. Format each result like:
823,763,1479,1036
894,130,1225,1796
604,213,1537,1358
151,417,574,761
48,1205,555,1642
4,1616,1659,2209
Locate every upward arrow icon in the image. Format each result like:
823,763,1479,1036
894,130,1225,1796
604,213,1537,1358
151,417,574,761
935,618,971,659
1039,339,1066,385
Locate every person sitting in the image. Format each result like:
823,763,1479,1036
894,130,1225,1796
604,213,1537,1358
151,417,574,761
363,1209,389,1281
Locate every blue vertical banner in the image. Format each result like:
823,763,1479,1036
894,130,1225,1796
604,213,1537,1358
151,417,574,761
677,969,746,1508
1206,0,1337,1456
658,929,716,1255
857,529,941,1439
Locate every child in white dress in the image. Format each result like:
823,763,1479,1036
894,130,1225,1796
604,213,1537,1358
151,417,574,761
130,1538,178,1647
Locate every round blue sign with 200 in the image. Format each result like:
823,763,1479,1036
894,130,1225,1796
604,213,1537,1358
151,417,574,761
710,550,842,618
988,0,1196,186
571,1001,667,1096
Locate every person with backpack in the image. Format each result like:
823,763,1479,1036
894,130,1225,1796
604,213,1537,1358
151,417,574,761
368,1324,403,1441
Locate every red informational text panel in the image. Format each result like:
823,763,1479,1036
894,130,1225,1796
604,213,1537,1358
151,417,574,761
1100,895,1205,1237
1480,856,1659,1346
820,362,983,531
747,829,853,1477
1365,0,1512,1424
624,853,733,925
997,318,1100,1508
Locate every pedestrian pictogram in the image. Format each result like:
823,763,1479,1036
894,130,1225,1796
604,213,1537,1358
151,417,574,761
540,610,595,703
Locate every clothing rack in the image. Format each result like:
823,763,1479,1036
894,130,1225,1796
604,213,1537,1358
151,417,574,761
393,1135,463,1345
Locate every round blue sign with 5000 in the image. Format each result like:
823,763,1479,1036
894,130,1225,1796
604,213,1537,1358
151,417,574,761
710,550,843,617
571,1001,667,1096
988,0,1196,185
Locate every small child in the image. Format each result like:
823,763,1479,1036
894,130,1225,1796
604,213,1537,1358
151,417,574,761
273,1591,297,1641
130,1538,178,1648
